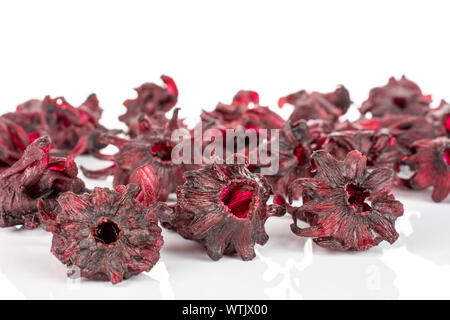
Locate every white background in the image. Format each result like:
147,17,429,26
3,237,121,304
0,0,449,299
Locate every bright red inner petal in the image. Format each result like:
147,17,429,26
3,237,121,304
220,184,254,219
293,144,305,167
345,183,371,212
47,161,66,171
444,148,450,166
28,132,40,142
444,114,450,132
93,220,121,245
150,142,173,161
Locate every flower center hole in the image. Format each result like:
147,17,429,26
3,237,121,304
150,142,173,161
444,148,450,166
93,220,121,245
393,97,407,109
345,183,372,212
444,115,450,132
220,184,255,219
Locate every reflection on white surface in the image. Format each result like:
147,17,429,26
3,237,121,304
0,187,449,299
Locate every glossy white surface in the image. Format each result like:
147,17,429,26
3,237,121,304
0,184,449,299
0,0,449,300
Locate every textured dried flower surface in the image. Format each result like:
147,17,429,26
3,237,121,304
278,85,351,123
360,76,432,117
82,110,184,201
404,137,450,202
429,100,450,138
3,94,114,156
0,136,85,229
322,129,401,170
0,117,30,168
267,120,312,197
162,158,285,261
119,75,178,137
289,150,404,251
38,185,164,284
201,90,284,132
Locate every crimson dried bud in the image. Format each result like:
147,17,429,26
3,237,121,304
278,85,351,123
0,136,85,229
162,157,285,261
38,185,164,284
82,110,184,201
360,76,431,117
404,137,450,202
289,150,404,251
119,75,178,131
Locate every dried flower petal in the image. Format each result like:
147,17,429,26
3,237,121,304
289,150,403,251
119,75,178,129
201,90,284,132
279,86,351,122
360,76,431,117
82,110,184,201
322,129,402,170
0,117,30,168
3,99,44,138
404,137,450,202
0,136,85,229
429,100,450,138
4,94,114,156
38,185,164,284
267,120,312,197
162,158,285,261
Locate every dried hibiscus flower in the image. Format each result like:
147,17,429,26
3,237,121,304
3,94,114,156
377,115,435,152
119,75,178,134
0,136,85,229
289,150,404,251
266,120,312,198
403,137,450,202
3,99,44,139
0,117,30,168
360,76,432,117
38,185,164,284
278,85,351,123
160,156,286,261
201,90,284,134
129,165,158,207
429,100,450,138
82,110,184,201
322,129,401,170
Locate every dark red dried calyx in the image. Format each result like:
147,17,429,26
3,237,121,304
289,150,404,251
428,100,450,138
3,94,116,156
196,91,284,172
360,76,432,117
403,137,450,202
3,99,44,139
201,90,284,134
38,185,164,284
278,85,351,123
81,110,184,201
160,156,286,261
322,129,402,169
200,90,259,128
119,75,178,135
129,165,158,207
0,117,30,168
266,120,313,198
0,136,85,229
377,115,435,153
